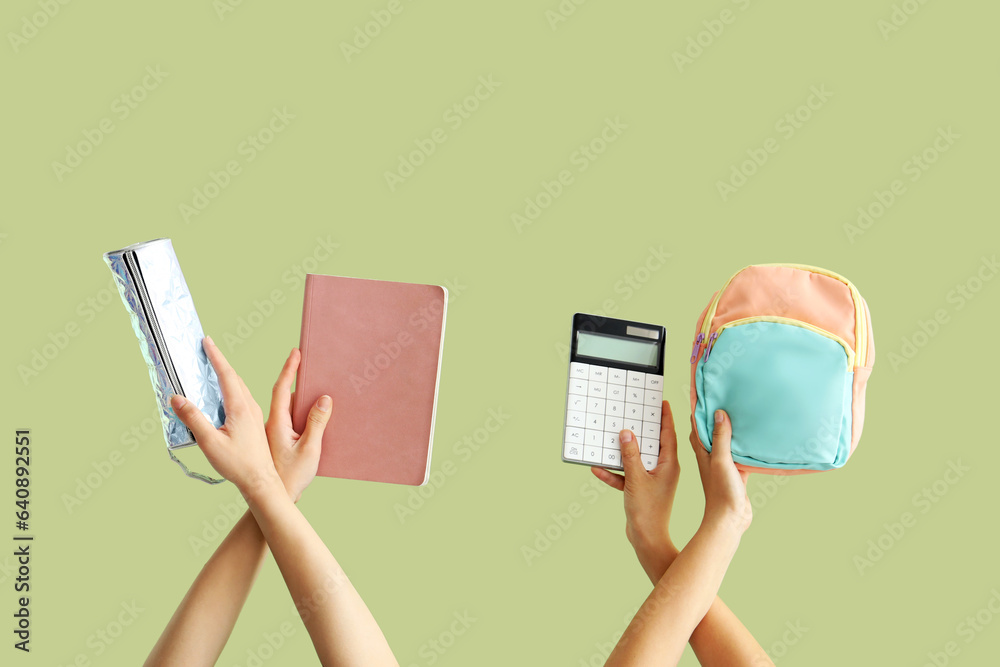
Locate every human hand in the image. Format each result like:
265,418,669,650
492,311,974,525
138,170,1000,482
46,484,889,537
265,347,332,503
592,401,681,581
169,336,281,499
690,409,752,536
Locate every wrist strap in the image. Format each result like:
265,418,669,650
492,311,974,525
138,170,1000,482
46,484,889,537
167,447,226,485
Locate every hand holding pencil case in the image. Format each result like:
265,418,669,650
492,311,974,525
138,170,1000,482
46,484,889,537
103,238,226,484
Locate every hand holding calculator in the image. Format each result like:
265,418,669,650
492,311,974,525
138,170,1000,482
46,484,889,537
562,314,666,472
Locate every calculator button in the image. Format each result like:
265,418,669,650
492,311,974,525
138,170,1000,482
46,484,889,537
643,421,659,438
587,414,605,431
565,428,584,445
605,400,623,417
570,362,590,379
625,403,643,419
640,454,657,471
583,446,602,463
588,398,606,414
607,385,626,401
603,432,620,449
643,389,662,406
587,383,606,398
568,395,586,411
566,410,586,428
640,437,659,456
588,365,609,382
645,405,661,423
608,368,627,385
568,379,588,396
585,430,603,446
625,387,644,403
644,373,663,390
602,449,622,467
627,371,645,388
624,419,641,434
564,441,583,460
605,417,621,432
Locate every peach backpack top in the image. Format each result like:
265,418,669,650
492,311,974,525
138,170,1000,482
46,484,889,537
689,264,875,474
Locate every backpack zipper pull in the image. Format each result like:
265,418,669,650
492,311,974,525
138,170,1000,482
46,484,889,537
690,333,705,364
703,331,719,361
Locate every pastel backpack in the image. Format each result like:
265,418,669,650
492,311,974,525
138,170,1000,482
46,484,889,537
689,264,874,474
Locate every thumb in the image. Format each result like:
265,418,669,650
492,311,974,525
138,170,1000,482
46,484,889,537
619,429,644,478
298,395,332,448
170,394,218,445
711,409,733,465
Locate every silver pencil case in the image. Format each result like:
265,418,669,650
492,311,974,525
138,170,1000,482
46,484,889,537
103,238,226,465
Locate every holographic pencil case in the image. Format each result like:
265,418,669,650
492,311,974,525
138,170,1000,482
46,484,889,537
103,238,225,483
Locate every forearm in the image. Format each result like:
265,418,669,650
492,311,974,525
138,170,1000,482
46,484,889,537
609,521,740,666
245,477,398,667
690,598,773,667
634,534,771,667
145,509,269,667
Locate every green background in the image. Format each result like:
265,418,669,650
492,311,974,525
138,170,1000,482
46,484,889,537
2,0,998,664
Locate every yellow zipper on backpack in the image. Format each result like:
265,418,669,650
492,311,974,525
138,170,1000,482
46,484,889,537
704,315,855,370
697,264,868,368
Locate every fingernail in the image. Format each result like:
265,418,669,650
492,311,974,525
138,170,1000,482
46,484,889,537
715,410,723,424
317,395,331,412
620,430,632,443
171,394,187,408
204,335,214,347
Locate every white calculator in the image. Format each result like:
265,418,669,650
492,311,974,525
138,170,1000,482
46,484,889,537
562,314,666,472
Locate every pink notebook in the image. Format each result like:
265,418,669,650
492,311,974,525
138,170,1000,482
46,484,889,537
292,274,447,485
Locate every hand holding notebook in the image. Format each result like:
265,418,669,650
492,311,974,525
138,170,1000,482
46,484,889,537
291,274,448,486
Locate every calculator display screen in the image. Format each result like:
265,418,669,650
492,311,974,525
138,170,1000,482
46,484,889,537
576,332,659,367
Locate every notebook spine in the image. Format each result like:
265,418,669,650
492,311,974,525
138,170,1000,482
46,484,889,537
295,274,315,419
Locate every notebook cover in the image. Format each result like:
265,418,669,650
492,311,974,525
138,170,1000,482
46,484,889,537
292,274,447,485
